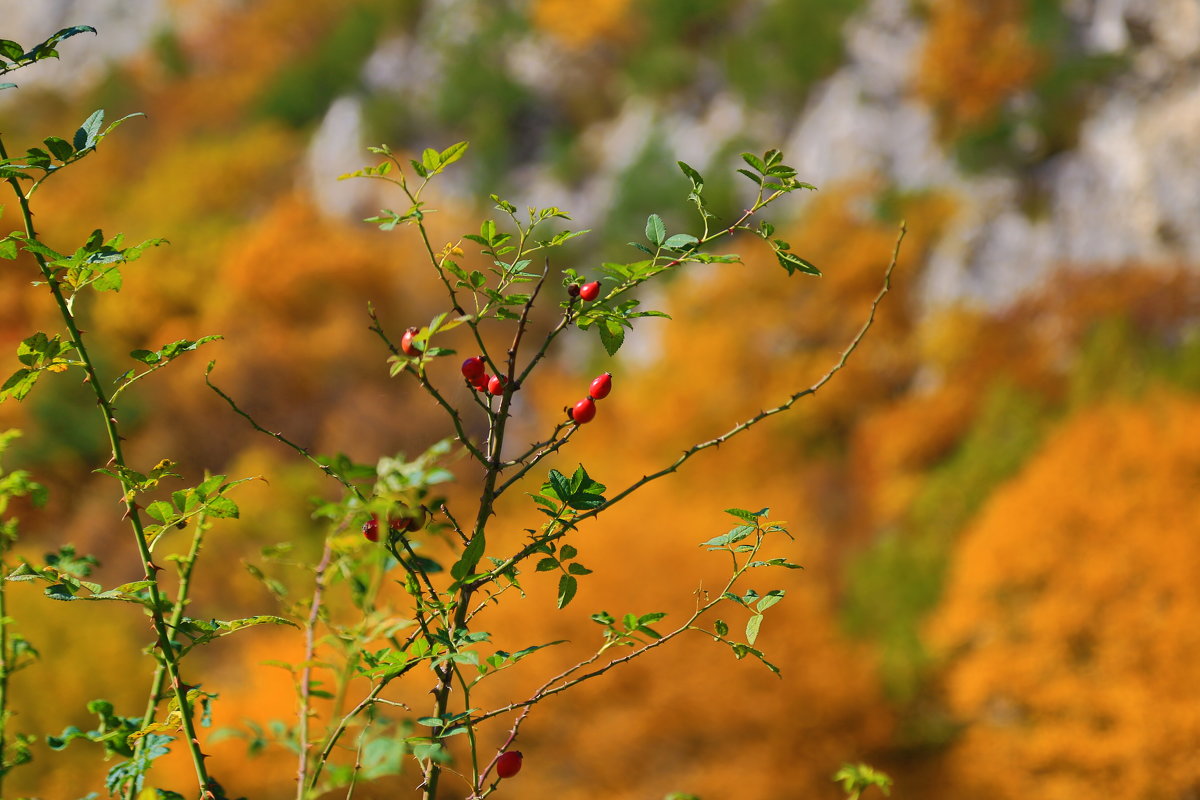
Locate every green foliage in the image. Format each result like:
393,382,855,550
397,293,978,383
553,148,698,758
834,762,892,800
720,0,863,111
842,381,1048,702
255,6,382,127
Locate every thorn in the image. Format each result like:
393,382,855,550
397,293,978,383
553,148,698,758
81,374,91,384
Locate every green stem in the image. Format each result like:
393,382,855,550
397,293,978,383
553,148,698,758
125,513,209,800
0,548,8,798
0,135,215,797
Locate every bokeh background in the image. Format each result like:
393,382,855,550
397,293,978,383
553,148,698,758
3,0,1200,797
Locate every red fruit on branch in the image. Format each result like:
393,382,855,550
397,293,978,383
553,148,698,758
579,281,601,301
400,327,421,357
361,516,380,542
496,750,523,779
391,506,428,534
487,375,508,396
461,356,485,379
468,372,490,392
588,372,612,400
571,397,596,424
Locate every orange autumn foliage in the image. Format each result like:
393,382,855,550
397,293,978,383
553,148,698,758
917,0,1045,137
531,0,633,49
929,393,1200,800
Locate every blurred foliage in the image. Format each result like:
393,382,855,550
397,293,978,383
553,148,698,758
918,0,1127,172
1,1,1198,797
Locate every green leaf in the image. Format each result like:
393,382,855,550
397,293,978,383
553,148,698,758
775,251,821,277
556,574,578,609
740,152,767,173
745,614,764,645
43,136,73,161
439,141,468,168
204,496,238,518
645,214,666,246
677,160,704,189
714,619,729,637
566,562,592,576
736,168,763,186
598,319,625,356
74,109,104,151
755,589,786,612
724,507,767,522
535,558,558,572
0,237,17,260
0,40,23,62
701,525,756,549
662,233,698,250
451,532,486,581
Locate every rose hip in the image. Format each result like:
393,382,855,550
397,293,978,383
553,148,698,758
362,516,380,542
461,356,485,379
571,397,596,424
496,750,523,779
578,281,601,301
589,372,612,400
400,327,420,356
487,375,507,396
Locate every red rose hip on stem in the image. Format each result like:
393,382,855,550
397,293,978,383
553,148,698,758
361,516,380,542
579,281,601,301
400,327,420,357
496,750,523,779
468,372,490,392
487,374,507,396
571,396,596,424
589,372,612,400
461,355,485,379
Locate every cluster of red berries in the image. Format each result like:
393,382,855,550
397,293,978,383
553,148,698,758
460,355,511,396
567,280,601,302
361,508,427,542
567,372,611,425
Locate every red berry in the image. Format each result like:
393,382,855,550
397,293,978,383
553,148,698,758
588,372,612,400
567,283,580,298
579,281,601,302
401,327,421,357
487,375,507,396
571,397,596,424
461,356,485,379
468,372,490,392
362,516,380,542
496,750,523,779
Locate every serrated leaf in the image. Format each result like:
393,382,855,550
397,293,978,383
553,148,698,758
556,574,578,609
535,557,558,572
755,590,786,612
775,251,821,276
645,214,666,246
741,152,767,173
597,319,625,356
662,233,698,250
74,109,104,151
702,525,756,549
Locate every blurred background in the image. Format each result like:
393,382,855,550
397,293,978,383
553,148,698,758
2,0,1200,797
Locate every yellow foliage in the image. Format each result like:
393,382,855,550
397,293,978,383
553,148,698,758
917,0,1044,137
532,0,634,48
929,393,1200,799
